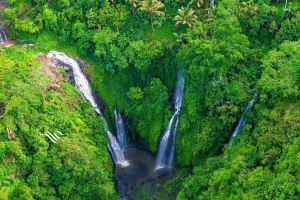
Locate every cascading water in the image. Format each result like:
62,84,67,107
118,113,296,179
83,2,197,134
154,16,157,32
210,0,215,7
230,98,255,141
107,130,129,166
167,117,179,168
114,109,128,151
47,51,102,115
47,51,129,167
0,26,8,44
155,114,177,170
174,71,185,111
155,71,184,170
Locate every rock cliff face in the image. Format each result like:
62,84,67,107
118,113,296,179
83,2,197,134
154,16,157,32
0,0,8,8
0,0,9,44
0,0,7,26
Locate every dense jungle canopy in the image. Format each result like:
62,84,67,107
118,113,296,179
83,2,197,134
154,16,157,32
1,0,300,199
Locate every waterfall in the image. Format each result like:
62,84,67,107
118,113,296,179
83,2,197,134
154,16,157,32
107,131,129,167
0,26,8,44
230,98,255,141
47,51,129,167
167,116,179,168
47,51,102,115
114,109,128,151
155,114,177,170
210,0,215,7
174,71,185,111
155,71,184,170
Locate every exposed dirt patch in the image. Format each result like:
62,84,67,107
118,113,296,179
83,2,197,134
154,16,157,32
36,53,65,91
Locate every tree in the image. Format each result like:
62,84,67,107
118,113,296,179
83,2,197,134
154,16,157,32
42,7,58,32
93,28,128,72
258,40,300,101
176,5,251,166
187,0,203,8
265,173,298,199
239,0,258,18
124,39,163,70
97,3,129,31
126,0,138,16
272,17,300,46
125,78,170,151
174,7,198,28
137,0,164,31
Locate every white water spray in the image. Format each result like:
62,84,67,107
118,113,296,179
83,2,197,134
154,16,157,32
107,131,129,167
114,109,128,151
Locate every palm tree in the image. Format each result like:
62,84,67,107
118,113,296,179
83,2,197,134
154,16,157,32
126,0,138,17
187,0,203,8
204,5,217,23
138,0,164,31
239,0,258,18
174,7,198,28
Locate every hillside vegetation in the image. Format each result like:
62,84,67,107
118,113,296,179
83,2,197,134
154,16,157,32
1,0,300,199
0,46,118,199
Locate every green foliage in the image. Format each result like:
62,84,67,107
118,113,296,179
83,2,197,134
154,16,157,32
98,2,129,30
3,0,300,199
138,0,165,31
174,7,198,28
144,21,175,42
93,28,128,72
272,17,300,46
0,46,118,199
176,5,253,166
176,38,300,199
258,40,300,101
127,87,144,100
125,40,164,70
42,7,58,32
125,78,170,151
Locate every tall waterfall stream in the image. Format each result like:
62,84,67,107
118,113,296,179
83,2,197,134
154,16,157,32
229,97,255,144
155,72,184,170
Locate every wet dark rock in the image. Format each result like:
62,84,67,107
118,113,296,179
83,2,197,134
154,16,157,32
53,59,76,86
0,0,8,8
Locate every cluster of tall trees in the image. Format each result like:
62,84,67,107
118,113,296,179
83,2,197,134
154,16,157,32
1,0,300,198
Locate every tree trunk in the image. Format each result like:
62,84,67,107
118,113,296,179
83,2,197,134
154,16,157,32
151,13,155,31
7,125,15,140
0,103,9,118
